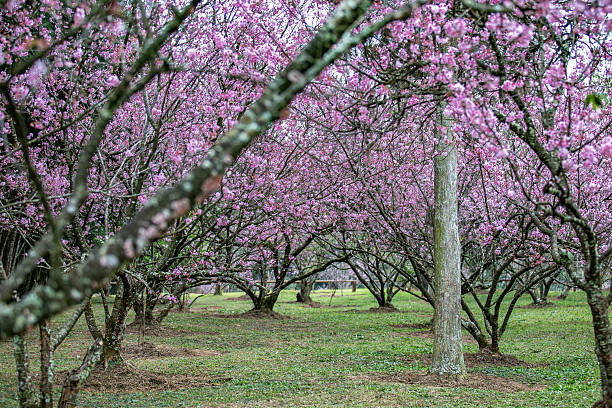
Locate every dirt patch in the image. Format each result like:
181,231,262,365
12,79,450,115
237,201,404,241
392,322,432,330
465,350,548,368
225,294,251,301
354,371,545,393
125,323,193,337
169,305,222,313
300,302,349,309
344,307,400,313
303,302,332,308
345,308,430,314
211,309,290,319
168,307,189,314
369,306,399,313
402,330,477,344
400,351,548,369
200,305,223,311
517,302,556,309
315,292,365,297
123,342,221,359
58,364,230,393
277,300,346,308
183,306,224,313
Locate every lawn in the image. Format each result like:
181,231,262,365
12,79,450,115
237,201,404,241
0,289,599,407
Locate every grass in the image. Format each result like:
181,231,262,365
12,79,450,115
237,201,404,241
0,289,601,407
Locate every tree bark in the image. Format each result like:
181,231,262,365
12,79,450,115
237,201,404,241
57,340,103,408
252,292,280,313
100,274,131,368
430,108,465,380
558,283,571,300
585,284,612,406
13,334,38,408
132,294,156,326
297,279,314,303
39,320,53,408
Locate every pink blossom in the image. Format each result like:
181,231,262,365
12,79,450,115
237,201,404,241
186,48,198,60
13,85,29,100
444,18,467,38
213,33,226,49
600,137,612,158
73,7,85,26
26,60,47,87
495,147,509,159
501,80,522,92
106,75,120,87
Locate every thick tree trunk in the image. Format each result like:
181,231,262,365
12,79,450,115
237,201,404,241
541,279,554,303
528,288,543,306
132,294,156,326
297,279,314,303
252,292,279,313
375,295,396,309
378,300,395,308
558,283,571,300
489,329,501,354
100,274,131,368
214,282,223,295
430,111,465,380
132,296,148,323
585,284,612,406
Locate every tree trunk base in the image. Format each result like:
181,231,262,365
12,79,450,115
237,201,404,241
369,304,398,312
477,345,501,355
100,347,123,370
296,292,312,303
428,371,466,383
127,320,156,328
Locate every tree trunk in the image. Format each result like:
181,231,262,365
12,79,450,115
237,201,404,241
132,295,155,326
297,279,314,303
39,320,53,408
252,292,279,313
430,109,465,380
461,300,491,351
528,287,543,305
375,295,395,309
214,282,223,295
489,328,501,354
154,301,174,324
100,341,123,368
585,284,612,406
100,275,131,368
13,334,38,408
57,340,103,408
541,279,554,303
558,283,571,300
462,320,491,351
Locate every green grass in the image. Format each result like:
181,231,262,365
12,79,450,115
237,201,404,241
0,289,601,407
